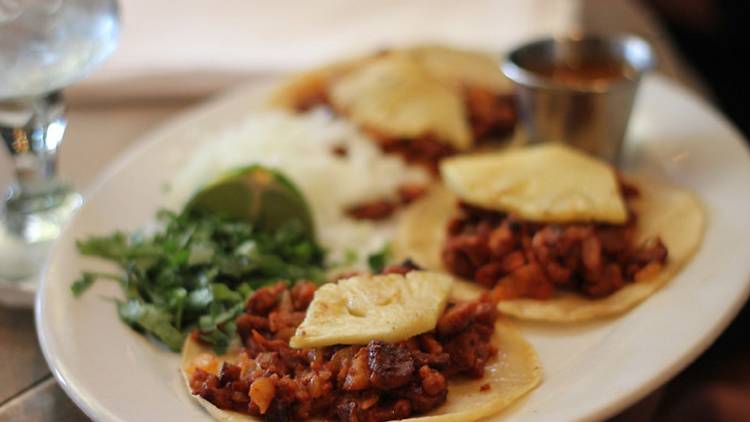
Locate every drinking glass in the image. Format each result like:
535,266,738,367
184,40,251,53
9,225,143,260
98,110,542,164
0,0,120,281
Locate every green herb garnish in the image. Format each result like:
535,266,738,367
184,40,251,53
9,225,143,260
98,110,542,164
367,243,391,273
73,210,325,354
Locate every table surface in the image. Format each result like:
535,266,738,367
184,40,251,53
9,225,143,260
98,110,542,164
0,1,720,420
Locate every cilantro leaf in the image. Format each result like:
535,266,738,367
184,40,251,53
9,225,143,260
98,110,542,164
367,244,391,273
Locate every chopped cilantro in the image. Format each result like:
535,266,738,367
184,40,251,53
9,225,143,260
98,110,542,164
367,244,391,273
73,210,325,354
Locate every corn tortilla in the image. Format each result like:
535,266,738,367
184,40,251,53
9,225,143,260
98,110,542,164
269,45,511,110
181,318,541,421
393,176,706,322
267,45,512,151
268,56,373,110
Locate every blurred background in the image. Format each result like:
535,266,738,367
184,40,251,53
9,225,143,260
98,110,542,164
644,0,750,137
1,0,748,420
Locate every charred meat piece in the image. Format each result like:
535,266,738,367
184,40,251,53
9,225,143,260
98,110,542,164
367,341,416,389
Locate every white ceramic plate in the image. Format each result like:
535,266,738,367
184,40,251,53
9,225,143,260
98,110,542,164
37,75,750,422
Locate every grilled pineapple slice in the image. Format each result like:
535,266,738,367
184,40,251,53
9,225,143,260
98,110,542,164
290,271,453,348
329,55,473,151
441,144,628,223
406,45,511,92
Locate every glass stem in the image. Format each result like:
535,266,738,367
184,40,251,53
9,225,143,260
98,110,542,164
1,91,68,214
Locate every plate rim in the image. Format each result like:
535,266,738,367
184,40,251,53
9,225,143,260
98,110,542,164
583,75,750,421
35,74,750,422
35,78,279,422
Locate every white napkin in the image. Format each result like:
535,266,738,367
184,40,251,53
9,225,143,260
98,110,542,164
70,0,578,101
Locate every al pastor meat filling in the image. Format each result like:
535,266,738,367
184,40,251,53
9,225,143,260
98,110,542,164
442,184,669,299
189,280,499,421
296,87,516,174
345,184,428,221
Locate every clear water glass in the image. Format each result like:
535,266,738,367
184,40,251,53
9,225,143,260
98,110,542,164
0,0,120,282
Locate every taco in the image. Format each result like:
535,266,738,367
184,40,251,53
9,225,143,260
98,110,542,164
394,144,705,322
182,271,541,421
268,45,517,173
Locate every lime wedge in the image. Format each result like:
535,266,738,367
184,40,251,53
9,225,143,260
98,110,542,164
184,166,315,238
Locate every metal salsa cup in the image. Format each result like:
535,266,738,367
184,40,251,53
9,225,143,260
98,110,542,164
502,34,655,163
